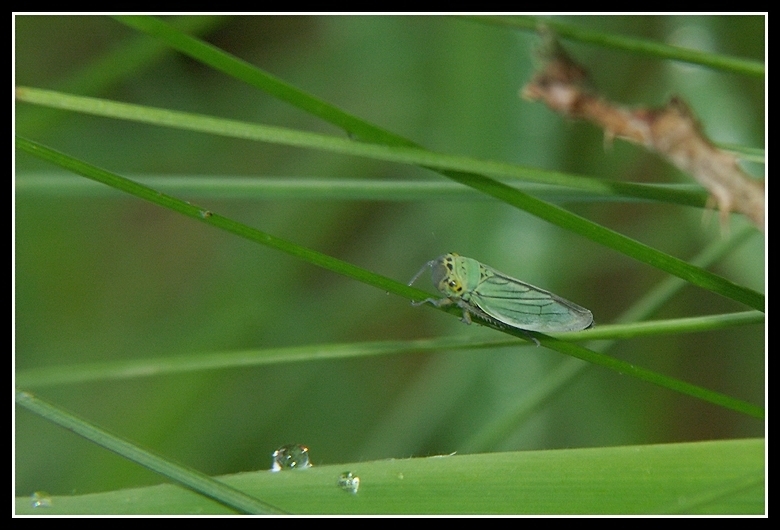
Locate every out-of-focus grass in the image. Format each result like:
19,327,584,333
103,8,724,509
14,15,764,513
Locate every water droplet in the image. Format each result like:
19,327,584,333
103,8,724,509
337,472,360,494
30,491,52,508
270,444,311,472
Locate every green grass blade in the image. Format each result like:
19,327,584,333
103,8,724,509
15,135,416,299
578,311,763,340
14,86,710,208
466,15,765,77
13,172,708,204
15,391,286,515
112,15,413,146
16,15,229,135
15,336,500,388
16,312,762,389
15,438,765,515
535,336,762,419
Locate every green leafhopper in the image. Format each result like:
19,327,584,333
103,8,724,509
408,253,593,333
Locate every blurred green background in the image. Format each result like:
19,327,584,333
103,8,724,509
14,15,764,498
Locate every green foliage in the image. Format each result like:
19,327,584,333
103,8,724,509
15,15,764,514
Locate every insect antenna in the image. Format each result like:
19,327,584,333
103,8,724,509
407,259,436,287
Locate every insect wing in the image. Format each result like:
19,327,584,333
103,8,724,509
468,264,593,332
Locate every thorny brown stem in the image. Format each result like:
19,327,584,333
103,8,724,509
521,37,765,232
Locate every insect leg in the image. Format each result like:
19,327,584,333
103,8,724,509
519,330,540,347
457,302,473,324
411,297,453,308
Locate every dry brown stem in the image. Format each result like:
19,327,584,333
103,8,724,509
521,41,765,231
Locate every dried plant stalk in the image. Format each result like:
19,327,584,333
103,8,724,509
521,39,765,231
